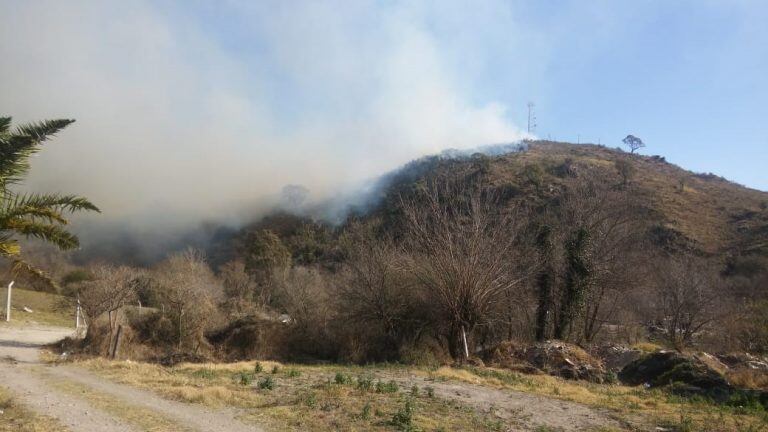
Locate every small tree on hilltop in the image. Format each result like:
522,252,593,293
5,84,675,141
622,135,645,154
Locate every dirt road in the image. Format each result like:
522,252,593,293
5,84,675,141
0,325,260,432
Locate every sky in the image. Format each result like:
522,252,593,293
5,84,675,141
0,0,766,231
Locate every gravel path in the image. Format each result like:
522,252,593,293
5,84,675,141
0,360,138,432
51,366,259,432
0,325,260,432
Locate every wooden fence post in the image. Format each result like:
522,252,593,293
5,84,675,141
110,325,124,359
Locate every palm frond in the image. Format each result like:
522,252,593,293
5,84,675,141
5,219,80,250
3,193,100,215
0,239,21,257
0,206,68,225
14,119,75,142
0,134,38,184
0,117,94,286
0,117,11,133
0,119,75,185
11,258,56,288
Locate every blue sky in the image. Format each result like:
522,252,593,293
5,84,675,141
174,0,768,189
0,0,765,224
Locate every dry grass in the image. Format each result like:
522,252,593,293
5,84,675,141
76,358,507,431
630,342,662,353
727,369,768,390
0,387,64,432
498,142,768,254
65,356,768,431
426,366,768,431
0,287,73,328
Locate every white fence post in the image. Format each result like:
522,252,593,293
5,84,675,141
76,295,81,328
5,281,14,322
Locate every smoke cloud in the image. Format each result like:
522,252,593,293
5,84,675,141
0,1,529,250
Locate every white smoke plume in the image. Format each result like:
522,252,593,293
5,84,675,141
0,1,530,254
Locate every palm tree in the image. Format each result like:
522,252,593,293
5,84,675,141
0,117,99,283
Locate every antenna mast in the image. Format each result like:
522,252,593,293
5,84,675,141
527,102,537,134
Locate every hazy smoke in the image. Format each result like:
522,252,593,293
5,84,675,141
0,1,530,260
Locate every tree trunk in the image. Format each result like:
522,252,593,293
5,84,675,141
534,226,554,341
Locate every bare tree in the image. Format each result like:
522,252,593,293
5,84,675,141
153,249,223,351
622,135,645,154
272,265,337,358
534,225,556,341
401,179,525,360
653,258,719,351
551,172,648,343
76,265,141,335
336,224,418,355
220,260,259,317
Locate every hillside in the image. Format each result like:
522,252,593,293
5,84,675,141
207,141,768,287
481,141,767,256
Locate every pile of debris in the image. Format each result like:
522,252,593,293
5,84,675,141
485,340,612,383
717,352,768,372
594,344,644,372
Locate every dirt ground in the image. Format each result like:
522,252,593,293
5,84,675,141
0,325,259,432
384,373,625,431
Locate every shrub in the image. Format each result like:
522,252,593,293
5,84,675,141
128,310,177,347
272,365,280,374
254,362,264,373
153,250,225,351
376,380,399,393
410,384,419,396
391,398,416,431
360,402,372,420
259,376,275,390
285,368,301,378
301,391,317,408
233,372,253,386
398,338,450,367
357,375,374,391
425,386,435,398
334,372,352,385
61,269,95,288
